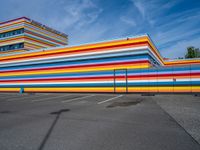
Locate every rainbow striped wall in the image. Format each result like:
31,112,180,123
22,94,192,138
0,35,199,93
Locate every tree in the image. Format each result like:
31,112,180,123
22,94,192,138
185,46,200,58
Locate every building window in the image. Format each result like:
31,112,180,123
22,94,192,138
0,28,24,39
0,43,24,52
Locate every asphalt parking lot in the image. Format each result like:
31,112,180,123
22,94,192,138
0,93,199,150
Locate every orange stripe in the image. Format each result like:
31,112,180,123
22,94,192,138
0,36,148,61
0,42,148,63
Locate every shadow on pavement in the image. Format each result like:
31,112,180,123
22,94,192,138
38,109,70,150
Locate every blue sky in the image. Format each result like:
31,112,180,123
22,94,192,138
0,0,200,58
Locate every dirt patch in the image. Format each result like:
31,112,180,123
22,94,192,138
194,94,200,97
141,93,155,96
107,100,141,108
0,110,12,114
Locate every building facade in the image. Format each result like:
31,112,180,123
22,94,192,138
0,17,68,53
0,35,199,93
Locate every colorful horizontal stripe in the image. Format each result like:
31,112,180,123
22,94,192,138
0,34,199,93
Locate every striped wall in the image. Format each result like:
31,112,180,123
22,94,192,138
0,17,68,52
0,35,199,93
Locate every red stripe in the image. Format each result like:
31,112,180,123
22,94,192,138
128,72,200,78
25,30,66,45
0,42,148,62
0,76,112,82
0,36,55,47
0,72,199,83
0,17,29,25
0,60,149,73
166,62,200,65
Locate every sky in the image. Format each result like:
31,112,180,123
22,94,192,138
0,0,200,59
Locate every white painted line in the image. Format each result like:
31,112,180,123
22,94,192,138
98,95,123,104
32,94,73,102
61,94,95,103
1,95,21,100
7,96,30,102
7,95,43,102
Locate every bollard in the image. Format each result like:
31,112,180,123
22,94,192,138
20,88,24,94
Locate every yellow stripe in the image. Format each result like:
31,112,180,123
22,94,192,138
0,38,25,46
0,65,149,77
24,21,67,39
128,87,158,92
24,42,44,49
0,88,20,92
0,35,25,42
191,86,200,92
146,36,164,64
25,24,67,43
24,39,54,47
165,60,200,65
0,20,25,29
0,86,199,93
0,37,148,60
24,87,114,93
0,26,24,33
129,86,200,92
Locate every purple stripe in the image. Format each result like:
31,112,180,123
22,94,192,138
0,17,30,25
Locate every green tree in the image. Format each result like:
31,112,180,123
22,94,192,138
185,46,200,58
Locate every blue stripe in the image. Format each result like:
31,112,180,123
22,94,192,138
1,66,200,80
0,70,114,79
0,55,148,71
0,81,199,88
0,50,149,68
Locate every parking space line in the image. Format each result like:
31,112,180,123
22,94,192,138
7,95,46,102
98,95,123,104
0,95,22,100
61,94,95,103
32,94,73,102
7,96,31,102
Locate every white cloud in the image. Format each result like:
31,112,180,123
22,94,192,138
40,0,106,45
130,0,182,26
47,0,102,31
153,9,200,48
134,1,145,18
120,16,136,26
160,37,200,59
155,28,200,47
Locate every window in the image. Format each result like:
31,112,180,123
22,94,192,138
0,43,24,52
0,28,24,39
